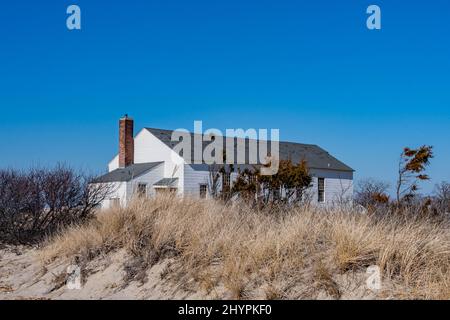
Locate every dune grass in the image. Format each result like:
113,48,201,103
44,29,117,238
41,195,450,299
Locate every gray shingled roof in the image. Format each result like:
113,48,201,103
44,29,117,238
153,178,179,187
145,128,354,172
94,162,163,183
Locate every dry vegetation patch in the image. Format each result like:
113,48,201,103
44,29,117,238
41,195,450,299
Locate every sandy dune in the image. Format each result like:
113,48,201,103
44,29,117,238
0,245,377,300
0,246,207,300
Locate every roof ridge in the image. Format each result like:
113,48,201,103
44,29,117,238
93,161,164,183
145,127,318,146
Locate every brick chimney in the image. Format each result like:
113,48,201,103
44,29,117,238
119,115,134,168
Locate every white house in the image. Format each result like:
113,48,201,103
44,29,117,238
94,116,354,208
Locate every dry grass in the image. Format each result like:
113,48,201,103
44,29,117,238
41,194,450,299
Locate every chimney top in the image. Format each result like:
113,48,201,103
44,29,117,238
119,116,134,168
121,114,132,120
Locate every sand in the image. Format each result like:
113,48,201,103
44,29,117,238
0,246,207,300
0,246,379,300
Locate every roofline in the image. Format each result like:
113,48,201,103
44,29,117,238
143,128,185,163
187,163,354,173
144,127,319,147
93,162,164,183
127,162,164,181
308,166,355,173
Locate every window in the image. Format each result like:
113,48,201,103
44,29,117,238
222,173,231,190
199,184,208,199
136,183,147,197
318,178,325,203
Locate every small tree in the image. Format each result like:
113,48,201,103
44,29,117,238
231,168,258,201
396,145,433,203
269,159,312,203
207,149,234,201
355,178,390,208
232,159,312,206
207,163,221,199
218,164,234,201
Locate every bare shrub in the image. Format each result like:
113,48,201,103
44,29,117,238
355,178,390,208
0,165,112,245
434,182,450,214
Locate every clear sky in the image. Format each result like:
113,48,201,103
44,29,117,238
0,0,449,195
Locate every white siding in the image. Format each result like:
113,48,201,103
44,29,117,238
183,165,210,198
133,129,185,194
100,182,127,209
99,163,165,209
108,129,186,195
101,167,352,206
126,162,165,198
308,169,353,205
183,165,240,198
108,155,119,172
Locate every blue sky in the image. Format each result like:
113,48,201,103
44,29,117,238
0,0,449,195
